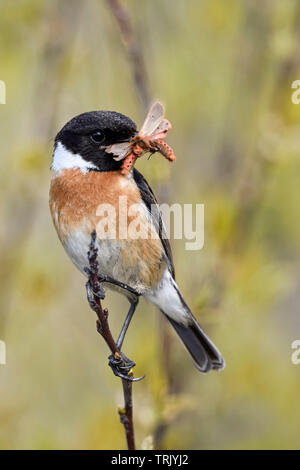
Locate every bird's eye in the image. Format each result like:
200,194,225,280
91,130,105,144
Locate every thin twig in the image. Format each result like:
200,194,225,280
119,380,135,450
85,230,141,450
106,0,151,113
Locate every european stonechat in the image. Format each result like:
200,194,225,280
49,104,225,373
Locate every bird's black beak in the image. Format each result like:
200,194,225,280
116,131,138,144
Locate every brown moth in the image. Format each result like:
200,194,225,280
102,101,176,175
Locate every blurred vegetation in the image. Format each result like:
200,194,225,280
1,0,300,450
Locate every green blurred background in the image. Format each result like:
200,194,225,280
1,0,300,450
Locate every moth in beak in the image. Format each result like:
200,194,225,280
102,101,176,175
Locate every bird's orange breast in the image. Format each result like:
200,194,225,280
50,169,141,237
49,169,165,290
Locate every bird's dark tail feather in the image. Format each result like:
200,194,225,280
164,313,225,373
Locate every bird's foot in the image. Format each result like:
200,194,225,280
108,351,145,382
85,279,105,312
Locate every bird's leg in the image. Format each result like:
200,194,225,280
85,270,139,302
116,297,139,350
101,275,140,298
108,297,143,382
95,290,143,382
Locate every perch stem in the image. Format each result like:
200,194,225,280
86,230,142,450
119,379,135,450
106,0,151,111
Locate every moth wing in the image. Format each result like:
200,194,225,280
151,118,172,140
102,142,131,161
139,101,165,137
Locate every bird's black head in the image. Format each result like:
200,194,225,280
52,110,137,173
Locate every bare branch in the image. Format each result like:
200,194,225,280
106,0,151,113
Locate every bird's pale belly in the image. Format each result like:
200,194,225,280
61,225,165,294
49,169,165,293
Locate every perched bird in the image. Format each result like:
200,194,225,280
49,104,225,373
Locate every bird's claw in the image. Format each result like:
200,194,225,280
108,352,145,382
85,279,105,305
